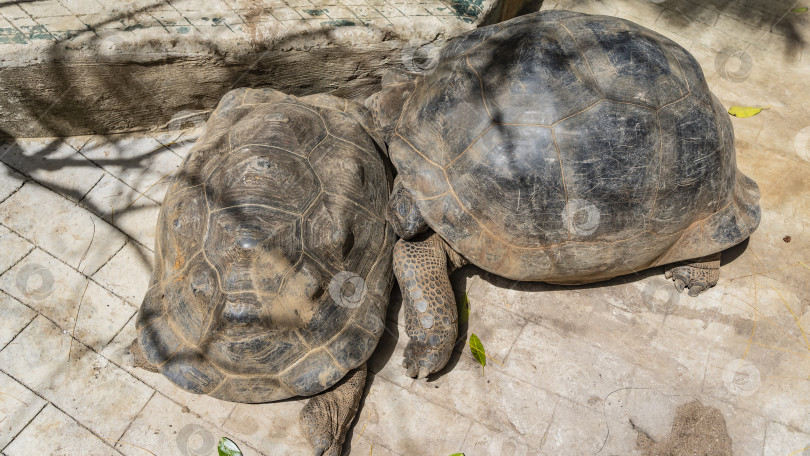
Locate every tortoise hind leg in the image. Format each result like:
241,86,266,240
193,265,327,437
394,233,465,379
665,252,721,297
129,339,159,372
300,365,366,456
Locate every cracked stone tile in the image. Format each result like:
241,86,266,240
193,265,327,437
349,376,472,455
461,421,538,456
402,355,557,450
0,248,136,351
632,321,711,393
351,434,401,455
4,403,121,456
100,316,238,428
0,138,104,202
0,182,127,275
0,370,47,449
504,321,637,408
474,270,597,332
223,398,311,455
80,134,183,202
459,278,528,362
0,224,33,274
17,0,73,18
116,393,257,456
0,162,25,203
92,240,153,306
79,173,160,250
0,291,35,349
763,420,810,456
601,385,673,454
702,345,810,435
59,0,110,15
542,397,612,453
0,315,153,440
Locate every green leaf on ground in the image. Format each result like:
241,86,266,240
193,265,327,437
448,453,466,456
457,293,470,324
728,106,764,118
218,437,243,456
792,7,808,12
469,333,486,374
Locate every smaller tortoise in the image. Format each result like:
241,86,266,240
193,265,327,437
130,87,395,456
366,10,761,379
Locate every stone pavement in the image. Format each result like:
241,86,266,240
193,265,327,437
1,0,810,454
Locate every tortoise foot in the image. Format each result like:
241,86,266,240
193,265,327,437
300,365,366,456
129,339,159,372
402,336,454,379
665,253,721,297
393,235,459,380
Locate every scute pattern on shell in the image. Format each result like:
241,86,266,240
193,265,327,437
136,88,395,402
388,10,760,283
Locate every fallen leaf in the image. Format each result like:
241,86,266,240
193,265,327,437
792,7,808,12
218,437,243,456
469,333,486,374
457,293,470,324
728,106,764,118
448,453,466,456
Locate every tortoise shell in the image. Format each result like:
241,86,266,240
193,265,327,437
387,10,760,283
136,88,395,402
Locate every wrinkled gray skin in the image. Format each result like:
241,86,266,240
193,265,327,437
367,10,760,379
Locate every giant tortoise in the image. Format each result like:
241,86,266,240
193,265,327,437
366,10,761,379
130,87,395,455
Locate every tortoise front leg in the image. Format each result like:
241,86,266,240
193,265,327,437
394,233,465,379
300,365,366,456
665,252,721,297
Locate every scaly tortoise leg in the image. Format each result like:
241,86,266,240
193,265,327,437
129,339,159,372
394,233,466,379
665,252,721,297
300,365,366,456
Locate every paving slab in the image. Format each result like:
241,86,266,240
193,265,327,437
347,377,473,455
0,182,127,275
92,240,154,306
0,162,25,203
117,393,258,456
0,291,36,349
461,421,537,456
79,135,183,202
0,137,103,202
540,396,612,454
763,420,810,456
401,355,557,450
503,321,638,409
3,403,121,456
0,248,136,351
0,370,47,449
0,315,154,441
101,316,239,429
0,225,33,275
79,173,162,250
222,399,311,455
3,404,121,456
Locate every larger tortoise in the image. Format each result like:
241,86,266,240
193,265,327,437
366,10,761,379
130,87,395,455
